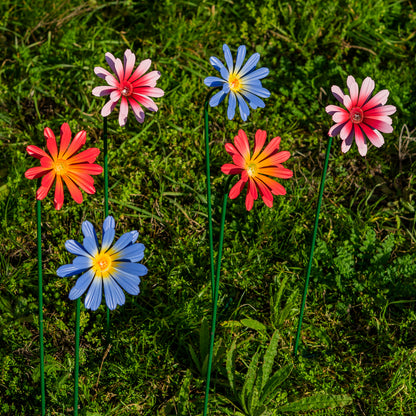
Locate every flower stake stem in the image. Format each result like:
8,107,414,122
203,175,233,416
294,135,333,357
103,116,111,341
36,196,46,416
204,89,217,301
73,298,81,416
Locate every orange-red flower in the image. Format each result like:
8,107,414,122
25,123,103,210
221,129,293,211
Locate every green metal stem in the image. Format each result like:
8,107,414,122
103,116,110,341
74,298,81,416
204,89,217,302
294,135,333,356
36,197,46,416
203,175,233,416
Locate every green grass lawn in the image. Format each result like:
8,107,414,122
1,0,416,414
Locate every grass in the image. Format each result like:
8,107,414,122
1,0,416,414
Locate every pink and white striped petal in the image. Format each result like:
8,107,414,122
347,76,359,107
357,77,375,107
331,85,345,103
101,99,118,117
92,86,115,97
362,89,389,111
118,97,129,126
354,125,368,157
129,59,152,83
124,49,136,80
360,123,384,148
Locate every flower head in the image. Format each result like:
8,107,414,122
57,216,147,311
24,123,103,210
204,44,270,121
325,75,397,156
92,49,164,126
221,129,293,211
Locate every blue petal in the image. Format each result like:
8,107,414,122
65,240,90,257
102,227,115,252
223,44,234,73
242,67,269,81
239,53,260,77
209,56,229,80
104,276,125,310
117,243,145,262
82,220,97,241
114,262,148,278
227,92,237,120
73,255,93,270
103,216,115,232
240,91,265,110
209,89,227,107
234,45,247,74
204,76,226,88
114,273,141,295
242,83,271,98
84,278,102,311
112,231,138,254
83,236,99,257
236,93,250,121
57,262,86,277
68,268,95,300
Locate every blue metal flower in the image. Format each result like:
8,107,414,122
204,44,270,121
57,216,147,311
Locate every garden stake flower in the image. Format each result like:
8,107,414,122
294,76,396,356
203,44,271,302
202,130,292,416
24,122,102,416
57,215,146,416
326,75,396,156
221,129,293,211
204,44,270,121
57,215,147,310
92,50,163,336
92,49,164,127
25,123,103,210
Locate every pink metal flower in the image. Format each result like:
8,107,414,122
92,49,164,126
325,76,396,156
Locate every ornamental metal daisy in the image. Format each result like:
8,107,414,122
92,49,164,126
24,122,103,210
325,75,397,156
57,216,147,311
221,129,293,211
204,44,270,121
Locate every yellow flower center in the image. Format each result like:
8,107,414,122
93,252,112,274
228,73,242,92
53,158,68,175
246,162,258,177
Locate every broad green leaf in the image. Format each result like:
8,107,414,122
259,364,293,406
188,344,201,373
278,393,353,412
226,339,237,395
200,317,210,360
241,349,261,413
177,369,192,414
241,318,267,333
261,330,280,390
248,384,260,415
